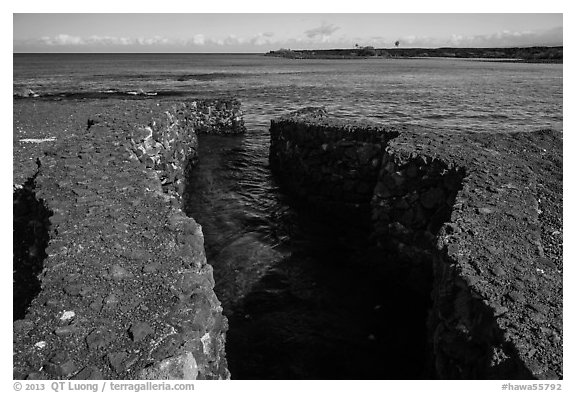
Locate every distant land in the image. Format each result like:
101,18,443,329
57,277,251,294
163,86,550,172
266,46,562,63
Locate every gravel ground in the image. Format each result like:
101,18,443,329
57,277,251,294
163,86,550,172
13,98,229,380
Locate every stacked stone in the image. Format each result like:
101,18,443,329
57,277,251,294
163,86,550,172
13,102,232,380
129,110,199,195
175,99,246,135
269,108,398,222
128,99,245,196
268,109,562,379
371,151,466,263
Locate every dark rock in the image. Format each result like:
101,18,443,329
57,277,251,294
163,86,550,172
13,319,35,334
491,266,506,277
129,322,154,342
507,291,526,303
107,351,128,373
26,372,48,380
64,283,83,296
44,353,78,377
110,265,133,280
54,326,78,336
14,369,28,380
143,263,160,273
71,366,104,380
421,187,445,209
477,207,494,215
86,327,115,350
102,293,120,310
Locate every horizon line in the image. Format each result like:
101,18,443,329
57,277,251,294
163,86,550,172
13,44,564,55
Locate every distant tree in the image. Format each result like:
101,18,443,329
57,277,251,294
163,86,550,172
395,40,400,48
358,45,376,56
355,43,360,49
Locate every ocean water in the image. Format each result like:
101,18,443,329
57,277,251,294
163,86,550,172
13,53,563,132
13,53,563,379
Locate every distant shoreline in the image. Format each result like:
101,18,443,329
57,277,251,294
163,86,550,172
266,46,563,63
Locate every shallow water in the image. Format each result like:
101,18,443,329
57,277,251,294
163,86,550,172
184,135,432,379
14,53,563,378
14,53,562,133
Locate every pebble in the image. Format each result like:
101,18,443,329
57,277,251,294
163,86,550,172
110,264,133,280
25,372,48,380
54,326,78,336
103,293,120,310
143,263,160,273
129,322,154,342
46,299,64,308
529,302,550,315
60,310,76,321
494,306,509,316
107,352,128,373
34,341,47,350
491,266,506,277
507,291,526,303
86,327,115,350
13,319,35,334
477,207,494,214
71,366,103,380
44,353,78,377
64,283,83,296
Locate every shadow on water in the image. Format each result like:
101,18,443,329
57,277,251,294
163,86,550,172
225,215,431,380
184,133,431,379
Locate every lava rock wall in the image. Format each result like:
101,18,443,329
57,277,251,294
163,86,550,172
13,99,242,380
129,99,246,195
268,110,562,380
269,108,398,223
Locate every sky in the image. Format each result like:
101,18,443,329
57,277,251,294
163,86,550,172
13,13,563,53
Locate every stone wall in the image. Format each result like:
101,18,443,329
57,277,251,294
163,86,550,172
129,99,246,195
13,99,244,380
269,107,398,224
268,109,562,379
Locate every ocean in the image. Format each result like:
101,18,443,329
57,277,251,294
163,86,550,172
13,53,563,132
13,53,563,379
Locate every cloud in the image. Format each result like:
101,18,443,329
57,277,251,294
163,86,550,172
250,32,275,46
40,34,85,46
192,34,205,45
223,34,246,45
87,36,133,46
136,36,169,46
396,26,563,48
38,34,173,46
304,23,340,43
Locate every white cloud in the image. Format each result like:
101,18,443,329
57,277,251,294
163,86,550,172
41,34,84,46
19,25,563,52
192,34,205,45
86,36,133,46
136,36,170,46
304,23,340,43
398,27,563,48
37,34,173,47
250,32,274,46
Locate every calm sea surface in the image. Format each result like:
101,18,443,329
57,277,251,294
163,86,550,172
13,53,563,379
13,53,562,132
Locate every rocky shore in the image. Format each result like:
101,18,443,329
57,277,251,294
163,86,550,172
13,98,244,380
269,109,562,379
13,98,562,380
266,46,563,63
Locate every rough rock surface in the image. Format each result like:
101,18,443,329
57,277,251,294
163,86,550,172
269,110,562,379
13,98,243,380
